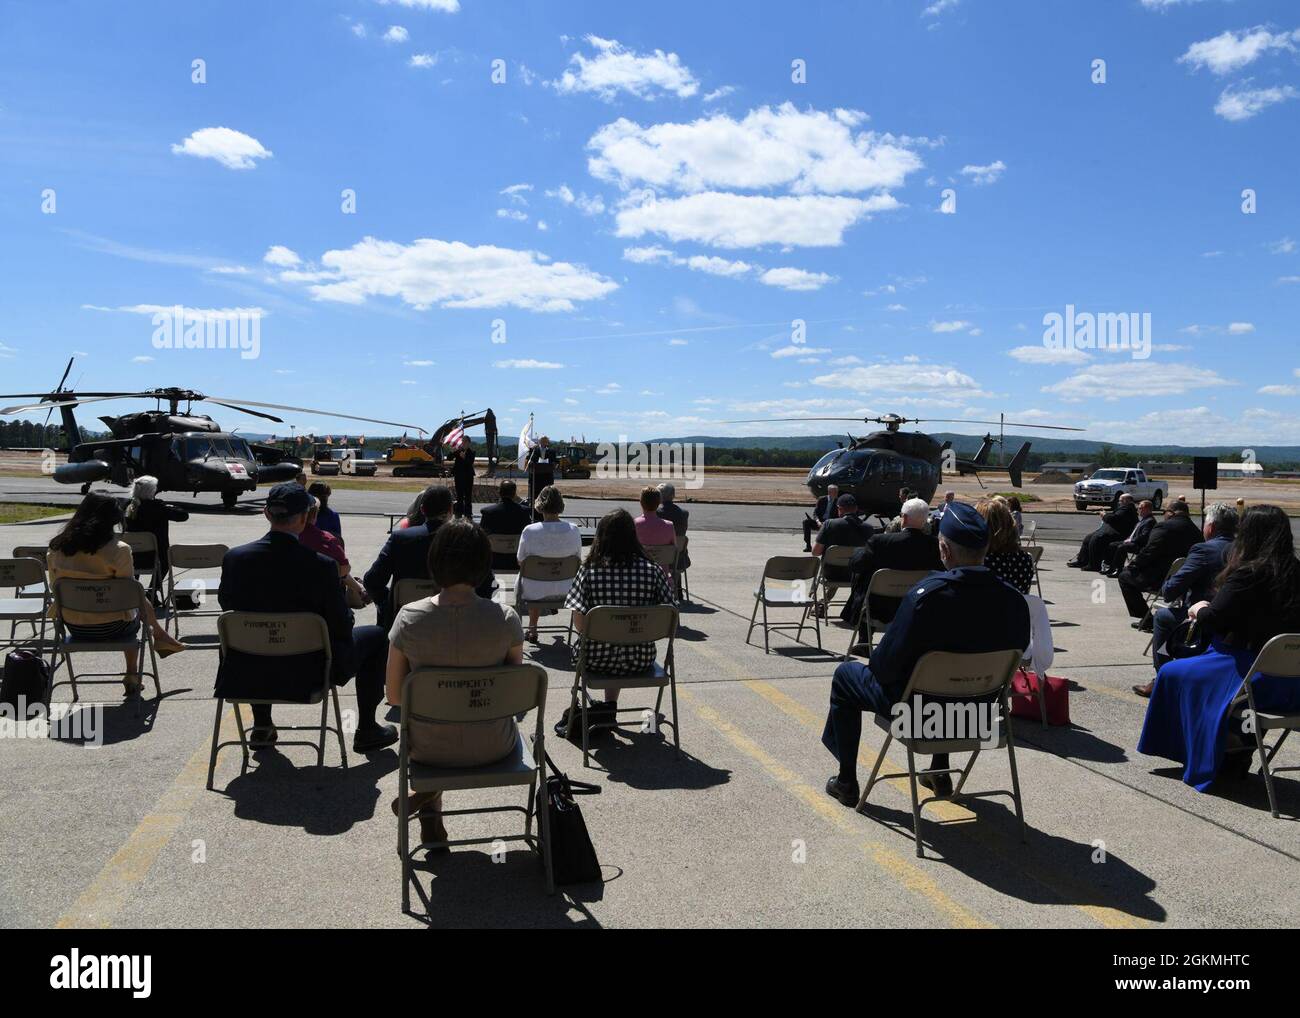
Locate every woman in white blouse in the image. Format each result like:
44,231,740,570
516,485,582,642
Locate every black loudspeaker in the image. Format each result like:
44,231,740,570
1193,456,1218,490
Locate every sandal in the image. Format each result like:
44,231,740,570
123,674,143,699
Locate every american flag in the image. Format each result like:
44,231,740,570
445,421,466,450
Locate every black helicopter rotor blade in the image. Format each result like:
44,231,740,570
201,395,426,434
0,392,159,415
719,416,877,424
206,400,284,425
909,418,1085,432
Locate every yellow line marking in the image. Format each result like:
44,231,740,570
57,708,235,929
680,689,994,929
682,640,1150,929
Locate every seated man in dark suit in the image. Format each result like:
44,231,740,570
479,480,532,571
1118,500,1203,629
216,483,396,752
1068,494,1137,571
840,497,943,630
1134,502,1237,693
813,492,874,613
365,486,495,630
823,502,1031,805
802,484,838,552
1100,499,1156,577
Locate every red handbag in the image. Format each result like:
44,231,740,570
1009,669,1070,726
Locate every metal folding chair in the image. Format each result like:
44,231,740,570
1027,544,1045,600
816,544,857,620
1228,633,1300,819
50,577,161,702
845,568,933,660
0,557,50,653
641,541,678,583
398,663,552,912
515,554,581,645
120,531,160,603
857,648,1026,857
746,555,821,653
1141,556,1187,655
569,604,679,767
391,577,442,619
164,543,228,638
488,533,521,598
1023,519,1036,547
206,611,345,789
674,535,690,601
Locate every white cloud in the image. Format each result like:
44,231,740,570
500,183,533,204
1215,82,1299,121
1259,385,1300,396
960,160,1005,185
588,103,923,195
886,303,906,312
403,359,434,367
1179,27,1299,76
1269,236,1296,254
771,345,831,358
277,236,617,312
923,0,959,16
702,86,736,103
132,355,154,363
171,127,272,170
263,245,300,267
496,208,528,221
1279,275,1300,285
1227,321,1254,334
667,338,688,346
494,358,564,369
621,246,754,278
383,25,409,43
553,35,699,100
812,360,992,401
930,319,973,333
1008,345,1090,365
759,267,836,291
1042,361,1231,400
409,53,437,68
545,184,605,215
378,0,459,10
614,191,898,248
84,303,266,322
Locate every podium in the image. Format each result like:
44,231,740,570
528,461,555,519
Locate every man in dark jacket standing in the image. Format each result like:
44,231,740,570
217,483,396,752
451,442,476,519
1118,500,1203,627
1068,494,1137,571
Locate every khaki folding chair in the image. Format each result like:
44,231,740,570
488,533,521,599
391,577,441,619
50,577,161,702
0,557,49,653
569,604,679,767
398,663,552,912
11,545,48,597
746,555,821,653
674,535,690,601
120,531,160,601
816,545,857,618
642,541,678,580
1023,519,1036,547
1027,544,1045,600
515,554,581,645
164,543,228,638
857,648,1026,857
1141,556,1187,655
1228,633,1300,819
846,568,933,660
206,611,345,789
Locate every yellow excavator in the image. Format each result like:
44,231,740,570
386,410,499,477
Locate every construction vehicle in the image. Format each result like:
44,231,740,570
386,409,499,478
556,442,595,479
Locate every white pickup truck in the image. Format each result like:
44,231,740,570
1073,468,1168,511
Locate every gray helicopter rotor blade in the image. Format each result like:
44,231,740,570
202,395,426,434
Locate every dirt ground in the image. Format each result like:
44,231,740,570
2,449,1296,511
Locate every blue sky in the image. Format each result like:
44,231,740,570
0,0,1297,448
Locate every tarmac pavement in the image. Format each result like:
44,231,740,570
1,507,1297,929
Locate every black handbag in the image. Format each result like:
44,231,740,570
1,650,50,715
542,752,602,885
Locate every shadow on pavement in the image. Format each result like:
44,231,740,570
220,749,398,834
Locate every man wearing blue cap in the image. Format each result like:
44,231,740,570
822,500,1030,804
217,483,398,752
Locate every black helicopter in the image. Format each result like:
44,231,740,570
723,412,1084,519
0,359,425,510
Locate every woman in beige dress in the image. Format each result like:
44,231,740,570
385,519,525,846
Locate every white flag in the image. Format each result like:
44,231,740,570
517,416,536,471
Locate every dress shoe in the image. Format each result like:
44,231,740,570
249,725,278,748
919,772,954,797
1132,681,1154,698
353,723,398,752
1066,559,1083,569
824,775,859,807
1131,619,1153,633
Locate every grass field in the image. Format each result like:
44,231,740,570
0,502,69,525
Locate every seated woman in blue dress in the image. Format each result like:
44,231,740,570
1138,504,1300,790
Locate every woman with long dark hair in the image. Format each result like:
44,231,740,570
48,493,185,696
1138,504,1300,789
557,508,674,736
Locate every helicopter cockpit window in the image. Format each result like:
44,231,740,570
881,459,904,483
185,437,215,459
862,456,882,479
225,438,253,460
811,450,839,474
